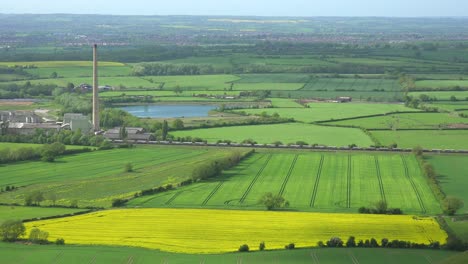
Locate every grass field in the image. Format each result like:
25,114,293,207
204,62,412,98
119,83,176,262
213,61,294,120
426,155,468,214
416,80,468,89
171,123,374,146
234,73,311,83
0,243,457,264
303,78,399,92
0,142,88,151
0,206,84,224
232,83,305,91
269,98,303,108
98,90,241,97
25,208,447,253
444,216,468,243
145,75,239,90
0,146,241,207
271,90,404,101
236,103,416,123
370,130,468,150
409,91,468,101
25,66,133,78
128,151,440,214
327,113,468,129
423,102,468,111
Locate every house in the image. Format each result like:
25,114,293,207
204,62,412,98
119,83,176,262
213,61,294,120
104,127,154,141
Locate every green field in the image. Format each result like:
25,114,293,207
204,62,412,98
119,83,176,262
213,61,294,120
128,151,440,214
232,82,305,91
416,80,468,89
0,142,89,151
144,75,239,90
0,146,241,208
327,113,468,129
171,123,374,146
427,155,468,214
371,130,468,150
0,206,84,224
0,243,457,264
269,98,303,108
444,216,468,243
303,78,399,92
0,61,125,67
236,103,417,123
409,91,468,101
271,90,404,101
423,102,468,111
234,73,311,83
25,66,133,78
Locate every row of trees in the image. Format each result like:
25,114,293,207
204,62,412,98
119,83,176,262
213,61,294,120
0,142,66,164
0,82,58,98
318,236,442,249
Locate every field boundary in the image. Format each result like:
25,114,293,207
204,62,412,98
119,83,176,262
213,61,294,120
347,155,352,208
374,156,387,202
278,154,298,196
201,181,224,206
314,111,424,124
401,155,426,214
310,155,324,207
239,154,272,203
165,191,183,205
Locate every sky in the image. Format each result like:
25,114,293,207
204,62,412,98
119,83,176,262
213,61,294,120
0,0,466,17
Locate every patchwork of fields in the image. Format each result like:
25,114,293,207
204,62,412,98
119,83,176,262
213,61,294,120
25,208,447,253
0,146,242,207
327,112,468,129
236,103,417,123
128,152,440,214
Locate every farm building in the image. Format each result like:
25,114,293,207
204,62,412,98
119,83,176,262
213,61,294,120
337,97,352,103
104,127,154,141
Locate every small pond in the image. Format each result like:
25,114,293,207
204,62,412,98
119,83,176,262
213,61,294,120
119,104,217,118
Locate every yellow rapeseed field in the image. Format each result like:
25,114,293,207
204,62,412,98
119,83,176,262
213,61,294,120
25,209,447,253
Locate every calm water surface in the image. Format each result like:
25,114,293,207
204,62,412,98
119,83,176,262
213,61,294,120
119,104,217,118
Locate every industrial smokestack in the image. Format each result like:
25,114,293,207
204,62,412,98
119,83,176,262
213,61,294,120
92,44,100,131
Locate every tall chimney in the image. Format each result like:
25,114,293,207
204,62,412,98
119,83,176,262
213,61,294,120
92,44,100,131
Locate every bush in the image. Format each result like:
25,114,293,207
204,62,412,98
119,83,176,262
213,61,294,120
29,228,49,244
317,241,325,247
238,244,249,252
443,196,464,215
55,238,65,245
259,241,265,251
285,243,295,250
124,162,133,172
0,220,25,242
326,237,343,247
112,198,128,207
259,192,289,210
346,236,356,247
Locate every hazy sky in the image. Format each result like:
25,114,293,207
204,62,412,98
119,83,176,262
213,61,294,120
0,0,466,17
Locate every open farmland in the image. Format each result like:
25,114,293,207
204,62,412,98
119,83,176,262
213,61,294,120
171,123,374,146
326,112,468,129
0,244,457,264
25,208,447,253
0,142,89,151
232,82,305,90
25,66,133,78
0,206,84,224
269,98,303,108
371,130,468,150
236,103,417,123
0,146,242,207
128,151,440,214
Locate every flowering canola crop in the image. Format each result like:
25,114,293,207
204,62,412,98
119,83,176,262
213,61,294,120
25,209,447,253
